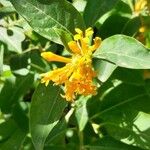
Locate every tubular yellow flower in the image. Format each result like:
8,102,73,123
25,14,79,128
41,52,71,63
41,27,101,101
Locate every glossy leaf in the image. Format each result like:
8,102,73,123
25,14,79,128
30,83,66,150
111,68,144,86
93,59,117,82
75,96,89,131
1,0,150,149
0,6,15,18
98,14,129,39
88,136,143,150
0,128,26,150
0,73,34,113
103,112,150,150
9,54,29,71
11,0,85,44
122,17,141,36
94,1,133,83
44,145,66,150
0,44,4,75
83,0,119,26
90,83,150,149
0,119,17,142
21,136,35,150
12,102,29,132
94,35,150,69
45,119,67,145
98,0,132,39
0,0,13,6
0,27,25,53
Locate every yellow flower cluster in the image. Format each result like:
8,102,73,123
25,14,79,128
41,28,101,101
134,0,147,14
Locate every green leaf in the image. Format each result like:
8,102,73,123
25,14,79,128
29,51,50,73
94,83,150,117
90,83,150,149
88,136,143,150
98,14,129,39
111,68,144,86
112,0,132,17
0,73,34,113
93,59,117,82
44,145,66,150
45,119,67,145
0,0,12,6
30,83,67,150
22,136,35,150
0,27,25,53
122,17,141,36
12,102,29,132
75,96,89,131
0,119,17,142
10,0,85,44
0,128,26,150
55,28,73,51
0,6,15,18
72,0,86,13
0,44,4,75
94,35,150,69
94,2,134,83
9,53,30,76
83,0,119,26
102,112,150,150
97,0,132,39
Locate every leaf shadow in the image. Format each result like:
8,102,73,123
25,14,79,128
87,82,150,149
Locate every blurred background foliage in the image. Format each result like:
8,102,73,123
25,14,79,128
0,0,150,150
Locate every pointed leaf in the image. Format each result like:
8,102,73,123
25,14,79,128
94,35,150,69
93,59,117,82
10,0,85,44
0,6,15,18
45,120,67,144
0,27,25,53
0,119,17,142
91,83,150,149
0,73,34,113
88,136,143,150
83,0,119,26
30,83,66,150
75,97,89,131
0,44,4,75
0,128,26,150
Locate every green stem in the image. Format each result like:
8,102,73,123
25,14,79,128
30,63,45,72
78,131,84,150
21,46,39,54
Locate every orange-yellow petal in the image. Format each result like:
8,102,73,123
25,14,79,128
41,27,101,101
68,41,81,54
40,63,74,86
85,27,94,37
135,0,147,13
74,34,82,41
41,52,71,63
75,28,83,35
80,37,89,54
89,37,101,51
